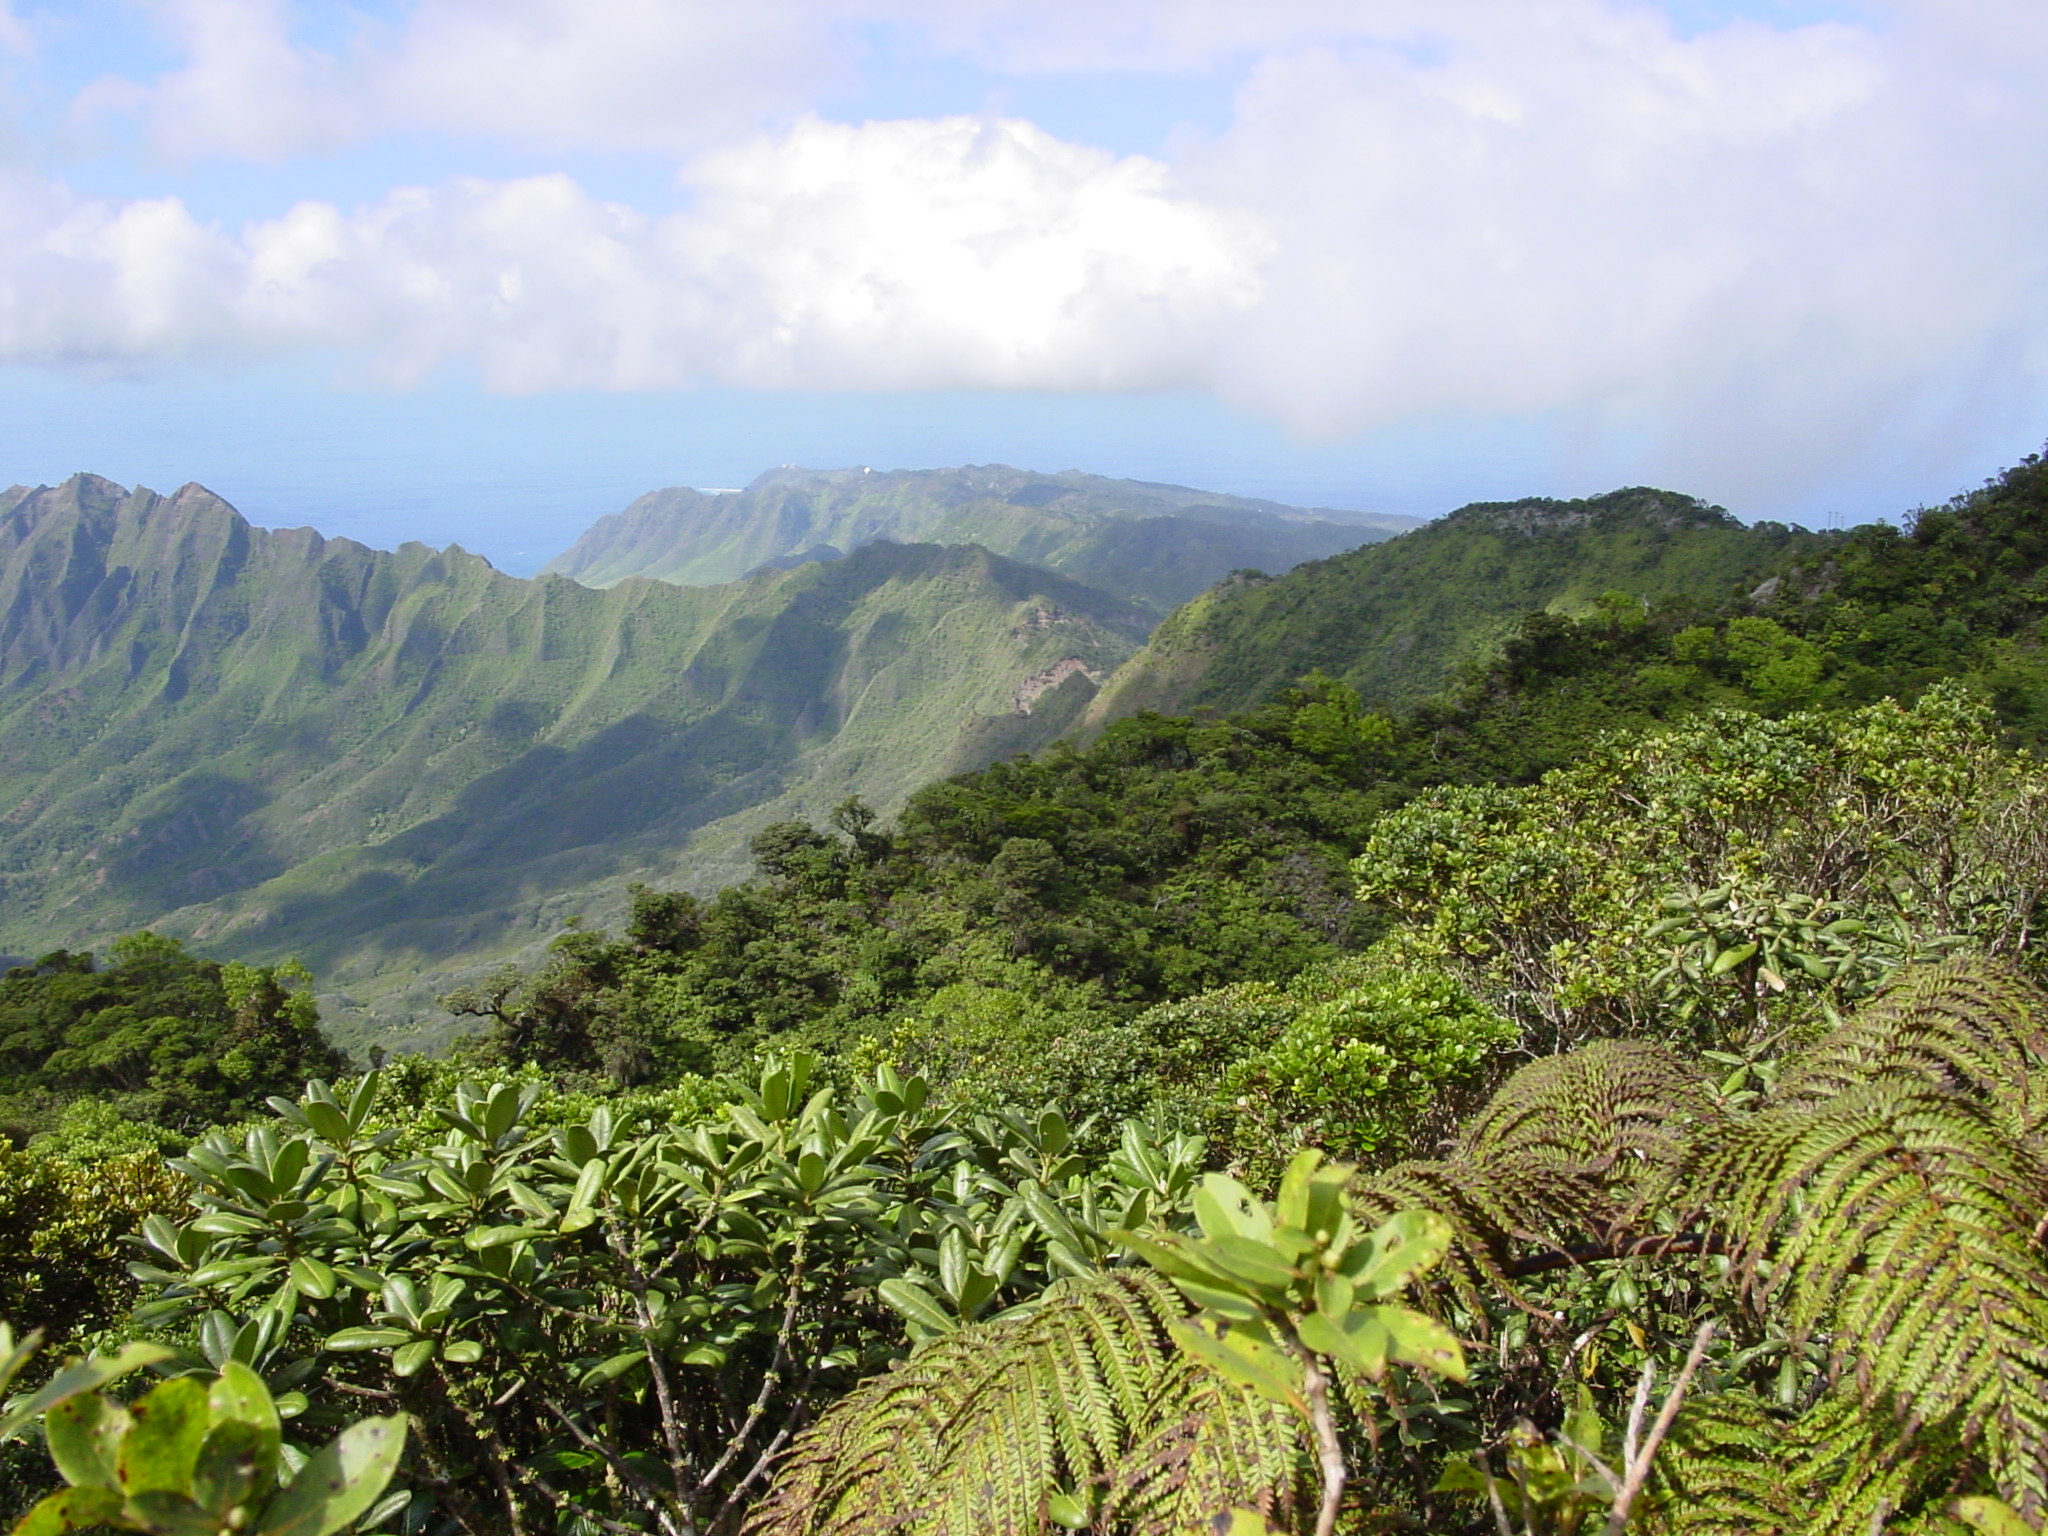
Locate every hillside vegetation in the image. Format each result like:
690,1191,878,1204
4,450,2048,1536
540,464,1416,615
1085,486,1826,721
0,476,1148,1046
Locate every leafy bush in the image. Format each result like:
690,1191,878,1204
123,1056,1207,1536
1357,685,2048,1052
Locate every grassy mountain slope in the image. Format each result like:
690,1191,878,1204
0,476,1148,1045
539,464,1418,614
1083,486,1826,723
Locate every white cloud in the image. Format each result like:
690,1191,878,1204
15,0,2048,504
86,0,850,159
4,117,1261,392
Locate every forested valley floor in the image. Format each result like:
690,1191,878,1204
6,451,2048,1536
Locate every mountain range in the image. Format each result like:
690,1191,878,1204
1,466,1813,1047
0,474,1150,1044
540,464,1417,614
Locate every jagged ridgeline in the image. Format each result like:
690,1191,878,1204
0,476,1149,1046
539,464,1418,616
1086,487,1828,722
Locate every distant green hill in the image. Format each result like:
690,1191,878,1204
539,464,1417,615
0,476,1148,1046
1083,486,1827,724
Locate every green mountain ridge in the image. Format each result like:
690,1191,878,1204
539,463,1418,613
0,475,1150,1046
1083,485,1828,724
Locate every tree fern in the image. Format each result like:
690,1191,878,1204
744,1270,1303,1536
1350,1040,1720,1308
1683,967,2048,1515
1777,959,2048,1139
1646,1390,1965,1536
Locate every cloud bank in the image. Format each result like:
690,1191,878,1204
10,0,2048,500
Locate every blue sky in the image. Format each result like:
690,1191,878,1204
2,0,2044,571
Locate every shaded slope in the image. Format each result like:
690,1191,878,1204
540,464,1418,614
1084,487,1826,723
0,476,1147,1043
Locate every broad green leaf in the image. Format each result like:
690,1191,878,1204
559,1158,608,1234
580,1352,645,1388
288,1258,336,1300
1344,1210,1453,1298
1710,941,1759,975
122,1490,218,1536
1165,1276,1269,1323
1192,1174,1272,1244
117,1377,211,1495
44,1395,127,1489
300,1101,351,1145
322,1329,410,1352
795,1150,827,1195
192,1420,269,1519
464,1225,546,1251
1953,1498,2042,1536
10,1487,127,1536
481,1086,522,1145
1046,1490,1089,1530
1377,1305,1467,1381
1298,1308,1391,1380
441,1340,484,1365
1314,1272,1355,1319
346,1072,380,1131
207,1365,281,1490
0,1343,174,1445
937,1229,970,1303
1275,1149,1324,1232
1110,1230,1223,1288
953,1267,999,1318
1195,1232,1302,1302
1167,1320,1303,1411
257,1416,407,1536
391,1340,436,1378
878,1278,958,1336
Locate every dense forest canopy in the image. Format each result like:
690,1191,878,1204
5,449,2048,1536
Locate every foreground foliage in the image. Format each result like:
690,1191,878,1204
759,960,2048,1535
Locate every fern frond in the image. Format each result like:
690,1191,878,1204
1101,1358,1304,1536
1351,1042,1719,1308
1781,958,2048,1140
1693,1081,2048,1511
1687,964,2048,1516
1460,1038,1718,1171
745,1271,1303,1536
1646,1391,1960,1536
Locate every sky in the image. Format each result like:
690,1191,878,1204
1,0,2046,571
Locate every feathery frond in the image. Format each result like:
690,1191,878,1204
1687,959,2048,1516
1459,1037,1717,1169
1351,1040,1719,1306
744,1270,1304,1536
1646,1391,1962,1536
1779,957,2048,1138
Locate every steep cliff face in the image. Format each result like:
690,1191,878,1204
1083,488,1829,726
0,476,1148,1045
540,464,1418,613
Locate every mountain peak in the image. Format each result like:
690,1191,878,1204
1443,487,1736,537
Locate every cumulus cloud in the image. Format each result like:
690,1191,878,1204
15,0,2048,500
3,117,1262,391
